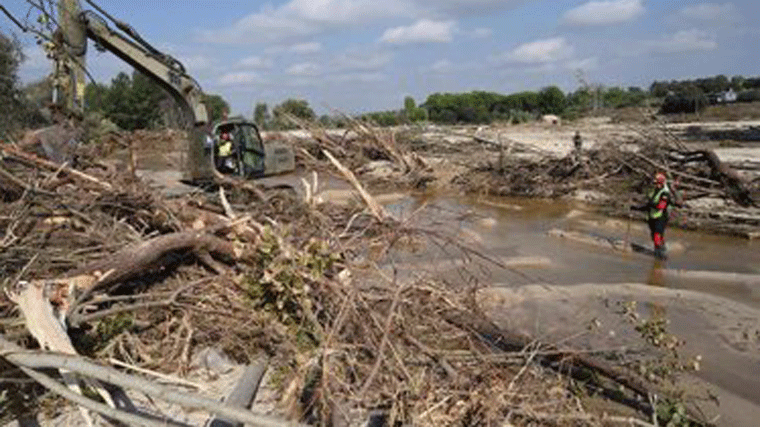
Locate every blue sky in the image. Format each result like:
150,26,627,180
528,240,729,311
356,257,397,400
4,1,760,117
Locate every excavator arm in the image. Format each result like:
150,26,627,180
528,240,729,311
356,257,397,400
54,0,213,180
55,0,208,125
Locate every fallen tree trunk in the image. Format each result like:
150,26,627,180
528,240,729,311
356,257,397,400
1,146,112,191
64,230,241,293
670,149,755,207
442,308,654,398
0,337,302,427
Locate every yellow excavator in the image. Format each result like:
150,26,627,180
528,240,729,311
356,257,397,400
49,0,294,182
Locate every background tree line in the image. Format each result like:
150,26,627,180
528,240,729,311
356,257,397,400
7,28,760,134
651,74,760,114
83,71,230,131
0,32,47,136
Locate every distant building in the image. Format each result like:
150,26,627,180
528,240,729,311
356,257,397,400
716,88,738,103
541,114,561,125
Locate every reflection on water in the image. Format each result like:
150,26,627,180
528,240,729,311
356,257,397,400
385,193,760,307
383,192,760,425
646,259,666,287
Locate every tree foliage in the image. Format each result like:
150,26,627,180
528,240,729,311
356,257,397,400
271,99,316,129
253,102,270,129
0,32,38,133
649,74,760,106
403,96,427,123
203,94,229,123
85,71,167,131
538,86,566,115
83,70,229,130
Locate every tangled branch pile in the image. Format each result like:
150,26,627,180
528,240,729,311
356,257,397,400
0,126,713,427
452,125,760,237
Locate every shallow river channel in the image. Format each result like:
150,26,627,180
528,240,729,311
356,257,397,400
379,193,760,427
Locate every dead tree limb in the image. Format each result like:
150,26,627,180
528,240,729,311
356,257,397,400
1,147,112,190
322,149,388,221
445,309,657,407
670,150,755,206
208,356,270,427
65,230,240,293
442,307,714,426
0,337,302,427
17,365,186,427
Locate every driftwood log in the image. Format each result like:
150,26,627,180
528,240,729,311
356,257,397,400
670,149,755,206
63,230,241,295
0,337,302,427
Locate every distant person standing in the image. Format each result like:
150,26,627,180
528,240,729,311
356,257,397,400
573,131,583,162
631,172,674,259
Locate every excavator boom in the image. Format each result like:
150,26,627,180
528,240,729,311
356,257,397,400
54,0,215,180
46,0,293,182
55,0,208,125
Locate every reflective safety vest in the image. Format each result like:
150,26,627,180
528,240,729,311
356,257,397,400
218,140,232,157
647,185,670,219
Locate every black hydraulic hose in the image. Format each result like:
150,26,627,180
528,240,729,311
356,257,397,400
0,5,27,32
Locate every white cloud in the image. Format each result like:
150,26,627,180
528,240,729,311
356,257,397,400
412,0,531,17
179,54,214,72
327,72,387,83
649,29,717,53
239,56,274,69
471,28,493,39
494,37,574,64
379,19,457,44
282,0,407,24
198,0,530,44
429,59,454,73
218,71,263,86
200,0,408,43
286,62,323,76
333,51,393,71
564,57,599,71
677,3,740,23
562,0,644,26
288,42,323,54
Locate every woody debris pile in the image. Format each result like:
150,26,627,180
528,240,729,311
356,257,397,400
0,118,738,427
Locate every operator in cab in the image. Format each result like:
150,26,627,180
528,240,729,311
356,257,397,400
216,132,236,174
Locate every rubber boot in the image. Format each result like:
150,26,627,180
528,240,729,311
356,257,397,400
653,245,667,260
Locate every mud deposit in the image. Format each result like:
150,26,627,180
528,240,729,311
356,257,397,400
384,194,760,426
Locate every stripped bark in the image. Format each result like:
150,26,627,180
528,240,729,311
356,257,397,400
670,149,755,206
322,149,388,221
0,337,302,427
65,230,240,293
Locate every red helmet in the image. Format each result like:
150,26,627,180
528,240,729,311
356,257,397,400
221,132,230,140
654,172,666,184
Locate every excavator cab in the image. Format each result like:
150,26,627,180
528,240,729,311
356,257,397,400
212,119,266,178
208,118,295,179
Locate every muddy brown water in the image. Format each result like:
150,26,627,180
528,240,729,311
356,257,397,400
382,194,760,427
